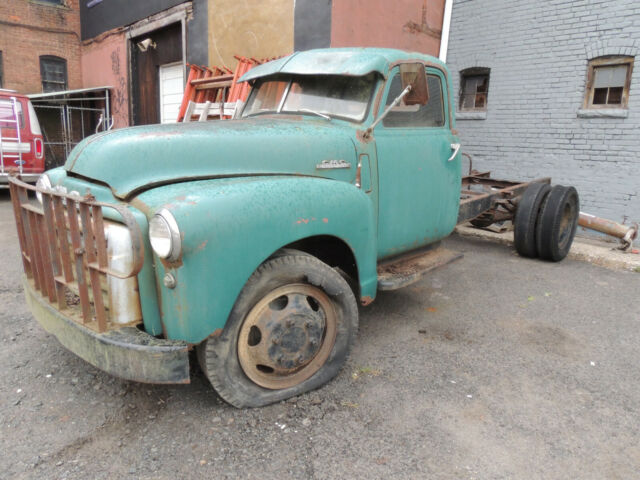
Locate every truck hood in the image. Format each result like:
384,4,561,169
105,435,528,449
65,118,358,199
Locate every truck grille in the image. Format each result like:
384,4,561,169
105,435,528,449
9,177,145,333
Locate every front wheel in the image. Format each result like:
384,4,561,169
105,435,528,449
198,250,358,408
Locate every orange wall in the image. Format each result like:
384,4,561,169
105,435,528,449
331,0,444,56
81,32,129,128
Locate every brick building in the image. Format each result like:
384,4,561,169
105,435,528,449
446,0,639,225
0,0,82,93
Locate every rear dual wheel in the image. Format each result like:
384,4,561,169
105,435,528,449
198,250,358,408
514,183,552,258
536,185,580,261
514,184,579,261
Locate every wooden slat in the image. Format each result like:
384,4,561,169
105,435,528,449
9,182,32,278
26,210,45,293
42,195,66,310
190,74,233,85
92,205,108,269
89,268,107,332
20,202,45,214
52,196,74,282
37,217,57,303
67,199,92,324
80,203,107,332
194,79,232,91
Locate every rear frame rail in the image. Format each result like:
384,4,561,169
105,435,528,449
458,171,551,225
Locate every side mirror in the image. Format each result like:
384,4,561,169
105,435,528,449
400,63,429,105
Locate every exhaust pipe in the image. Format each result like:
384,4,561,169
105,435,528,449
579,212,638,251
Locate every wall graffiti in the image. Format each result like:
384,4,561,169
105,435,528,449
109,46,127,126
111,48,121,75
82,35,130,128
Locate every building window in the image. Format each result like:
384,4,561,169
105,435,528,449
459,68,490,112
584,56,633,109
40,56,67,92
0,51,3,88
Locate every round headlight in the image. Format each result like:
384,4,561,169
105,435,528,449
149,209,181,261
35,173,52,204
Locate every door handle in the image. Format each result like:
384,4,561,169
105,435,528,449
447,143,460,162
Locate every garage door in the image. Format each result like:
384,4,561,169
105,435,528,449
159,63,184,123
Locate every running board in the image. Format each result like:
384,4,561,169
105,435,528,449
377,246,463,291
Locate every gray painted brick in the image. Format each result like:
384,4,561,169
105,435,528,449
448,0,639,224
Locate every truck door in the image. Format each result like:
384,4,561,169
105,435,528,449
374,66,461,259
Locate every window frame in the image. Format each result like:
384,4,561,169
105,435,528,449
458,67,490,112
31,0,65,5
380,68,447,129
242,73,379,124
39,55,68,93
583,56,634,110
0,100,25,129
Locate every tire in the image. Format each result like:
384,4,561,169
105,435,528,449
536,185,580,262
513,183,552,258
197,250,358,408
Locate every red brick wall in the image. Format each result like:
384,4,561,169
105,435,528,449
0,0,82,94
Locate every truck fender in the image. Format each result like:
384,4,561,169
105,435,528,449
142,176,378,344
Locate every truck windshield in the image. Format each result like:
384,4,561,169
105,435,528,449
242,73,377,122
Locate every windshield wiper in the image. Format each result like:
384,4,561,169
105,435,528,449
298,109,331,121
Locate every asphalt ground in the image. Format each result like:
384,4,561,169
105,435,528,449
1,189,639,480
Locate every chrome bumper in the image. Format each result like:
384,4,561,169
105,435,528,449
24,277,190,384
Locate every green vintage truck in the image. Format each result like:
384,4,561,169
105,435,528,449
8,48,579,407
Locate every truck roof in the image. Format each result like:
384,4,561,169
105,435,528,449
239,48,446,83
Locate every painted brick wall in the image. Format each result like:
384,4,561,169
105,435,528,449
0,0,82,94
447,0,640,225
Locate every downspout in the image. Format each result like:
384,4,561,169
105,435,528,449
181,17,187,88
439,0,454,62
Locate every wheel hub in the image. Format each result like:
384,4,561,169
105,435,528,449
237,284,337,390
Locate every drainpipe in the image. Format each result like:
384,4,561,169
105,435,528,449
439,0,454,63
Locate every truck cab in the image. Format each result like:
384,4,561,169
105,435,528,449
0,89,45,186
10,48,463,407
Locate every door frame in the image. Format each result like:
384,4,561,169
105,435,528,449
126,3,190,125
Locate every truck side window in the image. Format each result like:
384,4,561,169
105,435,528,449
383,73,445,128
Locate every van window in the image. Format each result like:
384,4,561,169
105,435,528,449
27,101,42,135
0,99,24,129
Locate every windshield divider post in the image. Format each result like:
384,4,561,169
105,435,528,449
277,80,292,113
